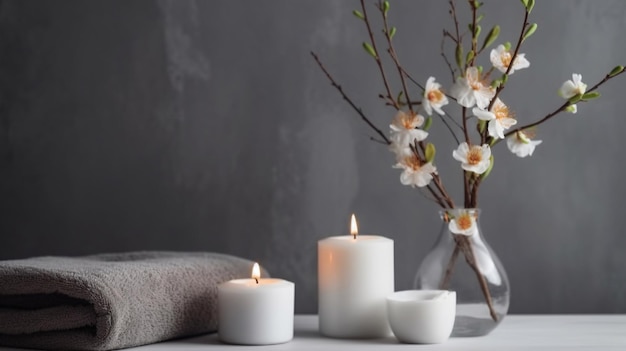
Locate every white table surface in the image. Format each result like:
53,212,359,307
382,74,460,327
2,315,625,350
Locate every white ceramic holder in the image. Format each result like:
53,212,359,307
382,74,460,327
386,290,456,344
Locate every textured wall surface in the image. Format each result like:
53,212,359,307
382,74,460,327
1,0,625,314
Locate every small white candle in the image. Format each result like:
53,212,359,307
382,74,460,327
218,263,295,345
318,214,394,338
386,290,456,344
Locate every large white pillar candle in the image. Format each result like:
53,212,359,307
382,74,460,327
218,263,295,345
318,214,394,338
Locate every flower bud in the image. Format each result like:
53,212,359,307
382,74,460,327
389,26,397,39
362,42,377,58
423,116,433,131
425,143,436,163
523,23,537,42
609,65,624,77
481,25,500,52
352,10,364,20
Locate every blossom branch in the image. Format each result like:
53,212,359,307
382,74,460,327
504,67,626,139
487,9,530,112
359,0,399,110
311,52,391,145
474,5,531,203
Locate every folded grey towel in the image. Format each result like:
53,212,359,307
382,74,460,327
0,251,267,350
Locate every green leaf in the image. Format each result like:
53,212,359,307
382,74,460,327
481,25,500,52
481,155,495,180
523,23,537,42
423,116,433,131
362,42,377,58
474,24,482,38
501,74,508,84
526,0,535,13
609,65,624,77
504,41,512,51
397,91,405,105
352,10,364,20
425,143,436,163
478,120,487,133
520,0,529,7
582,91,600,100
383,0,390,15
477,65,483,74
490,78,502,88
389,26,397,39
477,14,484,23
455,44,464,69
466,50,475,64
568,93,583,104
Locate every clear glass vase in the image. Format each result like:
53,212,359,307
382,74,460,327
414,209,510,337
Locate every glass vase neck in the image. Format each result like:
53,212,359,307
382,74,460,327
439,208,481,221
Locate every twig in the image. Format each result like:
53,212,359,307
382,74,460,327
311,52,391,144
360,0,399,110
462,236,499,321
470,176,481,207
369,136,389,144
400,67,426,91
450,1,462,49
425,185,448,208
431,174,455,208
378,0,413,114
468,0,478,67
439,113,462,144
440,241,460,290
461,107,470,144
441,31,457,82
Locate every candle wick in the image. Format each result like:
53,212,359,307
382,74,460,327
255,278,259,284
353,234,356,240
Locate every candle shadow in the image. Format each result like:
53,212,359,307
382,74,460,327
293,330,402,345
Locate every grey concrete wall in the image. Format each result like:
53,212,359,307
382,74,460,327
1,0,625,314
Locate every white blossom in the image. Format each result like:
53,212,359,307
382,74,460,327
452,142,491,174
472,98,518,139
506,130,542,158
393,153,436,188
389,111,428,147
423,76,449,115
450,67,495,109
449,211,478,236
559,73,587,99
565,104,578,114
489,44,530,74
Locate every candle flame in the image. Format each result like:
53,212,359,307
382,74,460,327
251,262,260,284
350,214,358,239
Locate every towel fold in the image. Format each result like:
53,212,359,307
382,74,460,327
0,251,265,350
